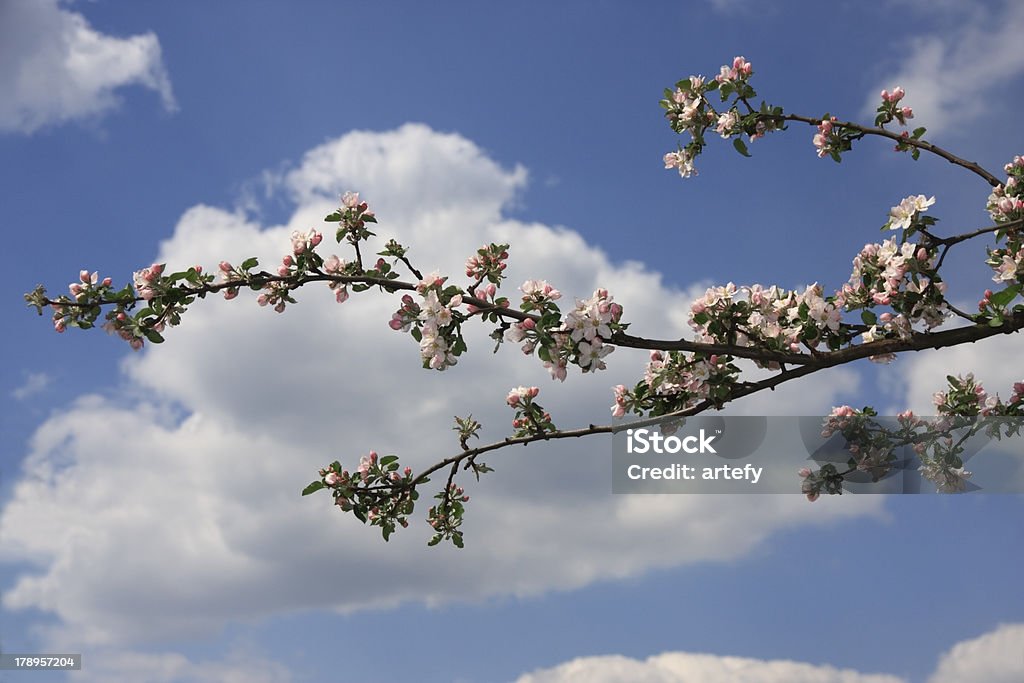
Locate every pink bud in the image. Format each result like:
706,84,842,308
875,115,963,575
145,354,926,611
404,466,412,476
369,451,378,463
311,232,322,246
219,261,233,272
102,277,112,286
522,318,536,330
917,248,928,261
224,288,238,301
325,472,342,486
389,318,404,330
798,467,811,478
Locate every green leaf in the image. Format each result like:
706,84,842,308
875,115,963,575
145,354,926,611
861,310,877,326
912,127,927,138
241,257,259,270
732,138,751,157
324,212,343,222
379,455,399,466
144,329,164,344
301,480,325,496
990,284,1020,308
989,316,1004,327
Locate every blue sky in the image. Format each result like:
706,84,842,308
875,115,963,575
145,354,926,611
2,1,1023,682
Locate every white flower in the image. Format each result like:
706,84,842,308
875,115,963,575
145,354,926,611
887,194,935,230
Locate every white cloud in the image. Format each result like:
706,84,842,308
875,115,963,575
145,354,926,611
929,623,1024,683
514,623,1024,683
0,0,175,134
512,651,905,683
11,372,51,400
0,123,880,645
863,2,1024,136
889,333,1024,414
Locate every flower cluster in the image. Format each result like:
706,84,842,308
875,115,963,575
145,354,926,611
840,236,947,339
664,149,697,178
986,156,1024,224
132,263,165,301
51,270,115,333
465,242,510,284
664,75,707,134
325,191,377,244
323,254,351,303
390,271,466,370
506,386,556,437
933,373,1001,417
875,87,914,127
612,350,740,419
715,55,753,85
812,116,840,159
306,451,415,541
689,282,846,364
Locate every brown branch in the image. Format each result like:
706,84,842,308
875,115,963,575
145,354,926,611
773,113,1002,187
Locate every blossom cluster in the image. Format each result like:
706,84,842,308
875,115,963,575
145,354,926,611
876,86,914,126
612,350,740,419
307,451,415,541
840,235,947,339
715,55,753,85
51,270,113,333
661,57,774,179
664,75,707,135
465,242,510,284
689,282,844,365
932,373,1023,418
812,116,841,159
325,191,377,244
389,271,466,370
986,156,1024,224
506,385,556,437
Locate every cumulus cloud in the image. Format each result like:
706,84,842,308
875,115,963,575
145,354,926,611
512,651,905,683
929,623,1024,683
0,123,879,646
862,1,1024,136
0,0,175,134
514,624,1024,683
888,333,1024,414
